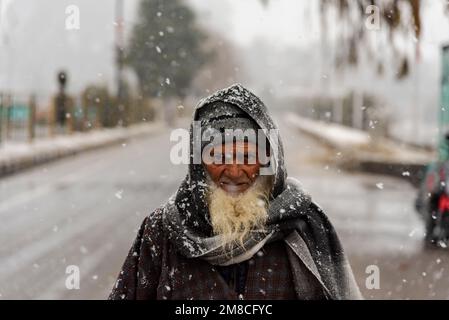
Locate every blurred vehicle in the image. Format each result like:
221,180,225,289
415,163,449,248
415,45,449,248
415,136,449,248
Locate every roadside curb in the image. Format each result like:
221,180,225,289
341,159,426,188
285,113,432,187
0,122,164,178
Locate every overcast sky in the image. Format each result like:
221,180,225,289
0,0,320,98
1,0,448,93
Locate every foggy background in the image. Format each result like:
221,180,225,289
1,0,449,145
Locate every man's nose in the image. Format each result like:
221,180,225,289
224,164,242,179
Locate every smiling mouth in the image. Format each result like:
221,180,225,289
219,181,249,194
220,181,248,186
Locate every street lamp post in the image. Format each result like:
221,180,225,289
115,0,126,127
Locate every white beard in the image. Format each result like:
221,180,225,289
206,175,273,249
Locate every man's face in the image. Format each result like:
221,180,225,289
203,141,261,195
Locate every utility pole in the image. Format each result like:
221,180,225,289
115,0,126,127
412,37,421,146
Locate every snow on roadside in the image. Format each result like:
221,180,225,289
0,122,164,175
286,112,371,149
285,112,434,165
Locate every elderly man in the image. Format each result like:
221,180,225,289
109,84,362,300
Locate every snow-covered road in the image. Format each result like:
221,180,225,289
0,114,446,299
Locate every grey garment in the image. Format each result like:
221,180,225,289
284,230,363,300
167,83,363,300
198,101,261,150
197,100,260,132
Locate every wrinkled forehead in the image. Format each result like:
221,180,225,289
205,141,259,152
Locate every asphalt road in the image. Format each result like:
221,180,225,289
0,114,446,299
